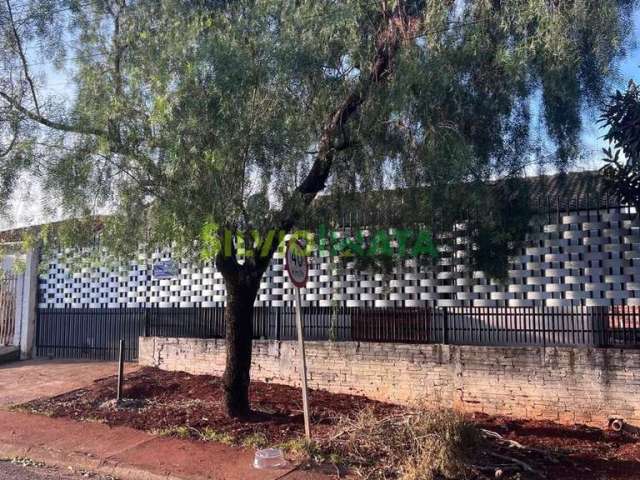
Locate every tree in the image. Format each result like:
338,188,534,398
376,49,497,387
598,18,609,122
0,0,636,417
600,80,640,209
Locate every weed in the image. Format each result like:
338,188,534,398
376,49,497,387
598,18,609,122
8,404,54,417
152,425,236,445
82,416,107,424
278,437,322,461
153,425,192,439
5,457,46,468
197,427,235,445
241,432,269,449
323,406,480,480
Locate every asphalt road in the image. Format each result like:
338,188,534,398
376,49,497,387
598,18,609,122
0,460,114,480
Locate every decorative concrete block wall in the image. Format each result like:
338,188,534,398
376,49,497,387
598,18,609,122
38,207,640,309
139,336,640,427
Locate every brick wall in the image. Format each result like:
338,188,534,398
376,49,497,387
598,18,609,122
139,337,640,426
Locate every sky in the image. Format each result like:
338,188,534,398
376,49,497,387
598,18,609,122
1,8,640,231
579,8,640,172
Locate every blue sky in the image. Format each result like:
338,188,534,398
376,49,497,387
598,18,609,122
621,9,640,80
581,9,640,170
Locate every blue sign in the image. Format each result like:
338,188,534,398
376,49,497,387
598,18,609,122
153,260,179,279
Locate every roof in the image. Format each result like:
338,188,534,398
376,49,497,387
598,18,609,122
0,170,622,242
310,170,622,228
0,217,104,244
514,170,620,212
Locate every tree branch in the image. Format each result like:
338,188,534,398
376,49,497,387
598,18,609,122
5,0,40,115
296,3,406,202
0,91,107,136
253,2,411,274
0,124,19,157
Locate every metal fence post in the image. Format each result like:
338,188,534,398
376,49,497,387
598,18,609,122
600,306,609,348
542,307,547,348
591,306,605,348
442,307,449,345
144,308,150,337
424,306,429,343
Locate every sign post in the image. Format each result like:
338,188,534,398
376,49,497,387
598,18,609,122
285,239,311,440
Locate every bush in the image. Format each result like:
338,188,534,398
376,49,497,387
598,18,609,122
325,406,480,480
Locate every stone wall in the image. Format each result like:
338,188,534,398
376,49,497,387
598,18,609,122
139,337,640,427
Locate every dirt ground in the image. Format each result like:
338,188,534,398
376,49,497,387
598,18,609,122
475,414,640,479
17,367,399,444
17,367,640,480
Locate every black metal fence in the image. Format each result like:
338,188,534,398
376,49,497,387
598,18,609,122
35,305,640,361
36,308,147,361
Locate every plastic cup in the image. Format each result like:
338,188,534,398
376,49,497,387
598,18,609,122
253,448,288,469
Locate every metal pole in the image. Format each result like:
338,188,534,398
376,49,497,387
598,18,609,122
116,339,124,402
295,288,311,439
442,307,449,345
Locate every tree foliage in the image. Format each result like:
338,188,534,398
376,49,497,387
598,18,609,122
0,0,635,257
601,80,640,210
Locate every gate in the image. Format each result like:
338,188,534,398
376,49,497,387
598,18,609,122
0,274,18,345
36,309,146,361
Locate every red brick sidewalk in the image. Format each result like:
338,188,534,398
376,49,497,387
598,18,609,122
0,411,330,480
0,360,139,407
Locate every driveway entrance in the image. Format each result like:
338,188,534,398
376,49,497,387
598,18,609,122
0,359,139,407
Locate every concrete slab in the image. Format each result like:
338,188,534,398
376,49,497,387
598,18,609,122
0,359,139,407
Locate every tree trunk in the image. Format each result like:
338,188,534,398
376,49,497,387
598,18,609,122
221,271,260,418
215,4,408,418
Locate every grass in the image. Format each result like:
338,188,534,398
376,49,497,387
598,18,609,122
241,432,269,449
197,427,235,445
321,406,481,480
278,438,319,458
8,404,55,417
1,457,46,468
153,425,192,439
82,416,108,424
152,425,236,445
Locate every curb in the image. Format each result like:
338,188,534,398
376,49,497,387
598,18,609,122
0,440,193,480
0,438,309,480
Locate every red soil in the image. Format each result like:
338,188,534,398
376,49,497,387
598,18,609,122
476,414,640,479
19,367,640,479
20,367,399,444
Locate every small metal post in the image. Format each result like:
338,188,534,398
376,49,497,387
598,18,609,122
116,339,125,403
